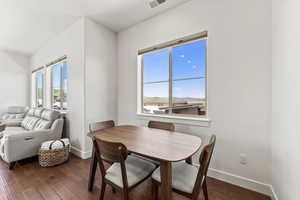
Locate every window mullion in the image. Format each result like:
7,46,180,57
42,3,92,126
168,47,173,114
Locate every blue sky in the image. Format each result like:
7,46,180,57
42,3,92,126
52,61,67,90
143,40,206,99
37,71,43,88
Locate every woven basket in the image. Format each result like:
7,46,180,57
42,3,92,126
38,139,70,167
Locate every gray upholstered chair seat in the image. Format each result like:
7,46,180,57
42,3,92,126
152,162,199,194
105,155,156,188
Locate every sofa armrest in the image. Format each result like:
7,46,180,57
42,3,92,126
1,113,9,120
50,118,64,138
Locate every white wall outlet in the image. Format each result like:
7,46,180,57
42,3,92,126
240,153,247,165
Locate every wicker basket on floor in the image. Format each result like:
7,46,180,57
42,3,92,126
38,139,70,167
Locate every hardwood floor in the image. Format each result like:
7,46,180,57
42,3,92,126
0,154,271,200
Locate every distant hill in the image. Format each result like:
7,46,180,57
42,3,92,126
144,97,205,104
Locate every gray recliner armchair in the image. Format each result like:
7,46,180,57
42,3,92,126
1,106,28,127
0,108,64,169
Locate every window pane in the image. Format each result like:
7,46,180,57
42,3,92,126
172,79,206,116
62,61,68,110
172,40,206,79
143,48,169,83
37,71,43,108
143,82,169,114
52,64,61,110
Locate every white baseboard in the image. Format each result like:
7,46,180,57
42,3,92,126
71,146,92,159
206,167,273,197
270,185,279,200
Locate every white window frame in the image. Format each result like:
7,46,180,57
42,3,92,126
137,33,209,123
50,59,67,111
33,69,45,108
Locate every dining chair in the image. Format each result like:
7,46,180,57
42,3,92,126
148,120,175,131
133,120,176,166
92,137,156,200
89,120,115,133
147,120,193,164
151,135,216,200
88,120,115,192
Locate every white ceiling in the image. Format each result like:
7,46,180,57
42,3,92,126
0,0,190,55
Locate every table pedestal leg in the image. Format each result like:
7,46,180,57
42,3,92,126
160,161,172,200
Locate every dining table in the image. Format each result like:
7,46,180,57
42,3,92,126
88,125,202,200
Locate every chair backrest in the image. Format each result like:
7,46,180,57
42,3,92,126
148,120,175,131
192,135,216,196
89,120,115,133
92,138,129,187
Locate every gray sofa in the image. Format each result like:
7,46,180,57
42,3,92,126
0,108,64,169
1,106,28,127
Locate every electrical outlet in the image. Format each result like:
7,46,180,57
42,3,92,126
240,153,247,165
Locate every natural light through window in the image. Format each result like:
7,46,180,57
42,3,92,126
51,60,68,110
140,37,207,117
36,71,44,108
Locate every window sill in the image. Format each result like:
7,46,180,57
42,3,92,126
136,113,211,127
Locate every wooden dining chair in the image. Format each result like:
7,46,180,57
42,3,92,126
88,120,115,192
147,120,193,164
148,120,175,132
151,135,216,200
92,138,156,200
89,120,115,133
132,120,176,166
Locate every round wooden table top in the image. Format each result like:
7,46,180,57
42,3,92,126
92,125,202,162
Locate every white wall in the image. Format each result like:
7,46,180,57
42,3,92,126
0,51,30,115
118,0,272,192
31,17,117,157
272,0,300,199
84,18,118,154
31,19,86,154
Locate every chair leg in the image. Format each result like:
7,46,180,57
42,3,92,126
88,149,98,192
152,180,158,200
203,179,209,200
99,182,106,200
122,189,129,200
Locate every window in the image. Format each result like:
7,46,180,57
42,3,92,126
36,71,44,108
140,35,207,117
51,60,68,110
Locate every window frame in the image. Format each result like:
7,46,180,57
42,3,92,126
139,37,208,118
50,59,68,111
35,70,45,108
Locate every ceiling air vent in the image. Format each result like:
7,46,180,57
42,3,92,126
149,0,166,8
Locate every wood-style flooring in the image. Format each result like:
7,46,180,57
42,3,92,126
0,155,271,200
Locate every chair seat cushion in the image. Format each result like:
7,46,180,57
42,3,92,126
152,162,199,194
105,155,156,188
